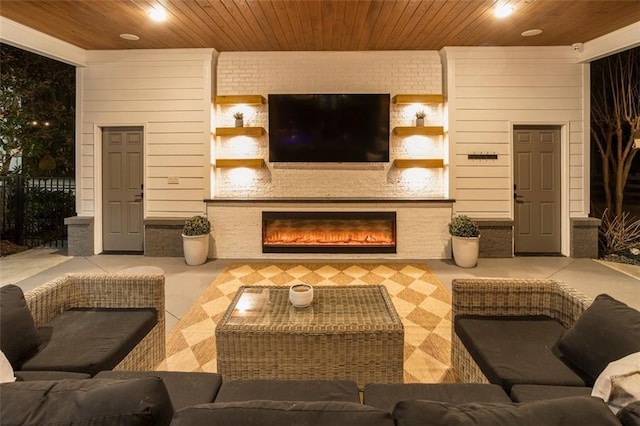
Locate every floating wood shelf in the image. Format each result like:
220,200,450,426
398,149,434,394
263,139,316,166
393,126,444,136
392,94,444,104
394,159,444,169
216,158,264,168
215,127,265,137
215,95,266,105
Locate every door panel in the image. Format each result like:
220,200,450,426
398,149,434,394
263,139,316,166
514,126,561,254
103,127,144,252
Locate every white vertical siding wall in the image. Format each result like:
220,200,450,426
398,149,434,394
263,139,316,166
77,49,215,218
441,47,588,219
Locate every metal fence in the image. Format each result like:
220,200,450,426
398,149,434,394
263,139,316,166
0,175,75,248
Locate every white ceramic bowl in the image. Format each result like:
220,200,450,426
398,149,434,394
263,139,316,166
289,284,314,308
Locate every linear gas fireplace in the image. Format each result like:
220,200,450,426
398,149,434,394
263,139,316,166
262,211,397,254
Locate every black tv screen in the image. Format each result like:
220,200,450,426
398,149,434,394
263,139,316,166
268,94,390,162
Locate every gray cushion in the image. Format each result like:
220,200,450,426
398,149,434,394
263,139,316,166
21,308,157,375
557,294,640,382
0,285,41,368
363,383,510,413
618,401,640,426
215,379,360,403
95,370,222,410
392,396,620,426
0,377,174,426
171,401,394,426
509,384,592,402
455,315,587,391
14,371,91,381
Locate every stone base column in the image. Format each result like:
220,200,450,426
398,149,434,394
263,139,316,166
570,217,601,258
475,218,514,258
144,218,186,257
64,216,94,256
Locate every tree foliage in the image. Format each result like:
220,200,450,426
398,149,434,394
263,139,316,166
590,48,640,217
0,44,75,177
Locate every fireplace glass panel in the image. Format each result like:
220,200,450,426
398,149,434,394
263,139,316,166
262,211,396,254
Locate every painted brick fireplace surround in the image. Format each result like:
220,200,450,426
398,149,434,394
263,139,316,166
207,199,453,260
207,51,453,260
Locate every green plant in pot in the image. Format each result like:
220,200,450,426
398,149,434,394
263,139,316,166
449,215,480,268
233,111,244,128
182,215,211,265
415,110,426,127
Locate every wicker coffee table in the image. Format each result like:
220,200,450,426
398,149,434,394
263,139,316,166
215,285,404,388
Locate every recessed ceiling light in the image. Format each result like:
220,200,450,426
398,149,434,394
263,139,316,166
148,7,168,22
494,4,515,18
521,29,543,37
120,33,140,41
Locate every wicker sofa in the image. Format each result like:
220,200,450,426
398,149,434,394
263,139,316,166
2,273,166,374
451,277,593,385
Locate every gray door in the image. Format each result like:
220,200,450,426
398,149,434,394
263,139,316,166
102,127,144,252
513,126,561,254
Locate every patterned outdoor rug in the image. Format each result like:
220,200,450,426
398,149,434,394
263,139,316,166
157,263,455,383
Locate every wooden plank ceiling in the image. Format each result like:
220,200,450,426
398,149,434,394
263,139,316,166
1,0,639,51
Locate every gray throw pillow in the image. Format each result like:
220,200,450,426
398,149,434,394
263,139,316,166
557,294,640,381
0,285,41,368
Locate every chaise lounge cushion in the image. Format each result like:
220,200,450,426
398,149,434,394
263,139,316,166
363,383,511,413
557,294,640,382
215,379,360,403
95,370,222,410
392,396,620,426
0,285,42,368
20,308,157,375
0,377,174,426
454,315,587,391
171,401,394,426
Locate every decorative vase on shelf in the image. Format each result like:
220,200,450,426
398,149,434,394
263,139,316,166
416,118,424,127
233,112,244,128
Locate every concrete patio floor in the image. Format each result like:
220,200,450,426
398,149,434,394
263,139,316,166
2,248,638,334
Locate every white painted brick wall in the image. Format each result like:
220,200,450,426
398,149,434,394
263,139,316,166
215,51,444,199
207,201,453,259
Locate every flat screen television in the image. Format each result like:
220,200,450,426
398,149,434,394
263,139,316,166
268,94,390,163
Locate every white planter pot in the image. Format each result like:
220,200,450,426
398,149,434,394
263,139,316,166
451,235,480,268
182,234,209,266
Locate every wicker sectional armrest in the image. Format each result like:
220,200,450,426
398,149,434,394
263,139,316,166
451,278,593,384
452,278,592,327
24,273,166,372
